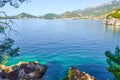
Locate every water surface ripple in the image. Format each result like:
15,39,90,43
7,20,120,80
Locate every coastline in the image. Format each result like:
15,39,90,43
103,18,120,26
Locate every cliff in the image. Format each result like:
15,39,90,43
103,9,120,26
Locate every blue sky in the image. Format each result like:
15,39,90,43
0,0,112,16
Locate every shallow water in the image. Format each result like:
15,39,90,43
7,20,120,80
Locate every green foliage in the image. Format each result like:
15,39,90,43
0,0,26,8
0,38,20,65
107,9,120,20
0,0,26,64
105,46,120,80
0,26,6,33
63,67,77,80
68,68,76,80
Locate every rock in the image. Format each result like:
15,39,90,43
12,65,19,71
0,72,7,79
18,69,25,79
63,66,96,80
0,65,13,73
27,62,35,68
0,62,47,80
103,18,120,26
0,78,9,80
7,70,18,80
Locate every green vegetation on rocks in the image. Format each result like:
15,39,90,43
63,66,96,80
107,9,120,20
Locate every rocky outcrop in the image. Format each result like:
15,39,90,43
0,62,47,80
63,66,96,80
103,18,120,26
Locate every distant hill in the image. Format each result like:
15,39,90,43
10,13,37,19
1,0,120,20
59,12,82,19
41,13,58,19
53,0,120,19
10,13,58,19
72,0,120,19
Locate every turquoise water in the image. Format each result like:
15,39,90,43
7,20,120,80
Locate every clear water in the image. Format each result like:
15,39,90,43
7,20,120,80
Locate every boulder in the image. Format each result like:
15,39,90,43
63,66,96,80
0,62,47,80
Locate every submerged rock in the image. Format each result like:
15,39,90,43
0,62,47,80
63,66,96,80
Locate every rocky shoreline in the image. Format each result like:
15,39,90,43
0,62,47,80
103,18,120,26
63,66,96,80
0,62,96,80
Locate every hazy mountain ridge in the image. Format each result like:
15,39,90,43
56,0,120,19
1,0,120,20
71,0,120,19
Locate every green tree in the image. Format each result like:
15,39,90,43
0,0,27,65
0,0,26,8
105,46,120,80
106,9,120,20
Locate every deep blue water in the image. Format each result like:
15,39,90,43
7,20,120,80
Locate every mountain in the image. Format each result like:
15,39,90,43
72,0,120,19
41,13,58,19
54,0,120,19
11,13,37,19
59,12,82,19
1,0,120,20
